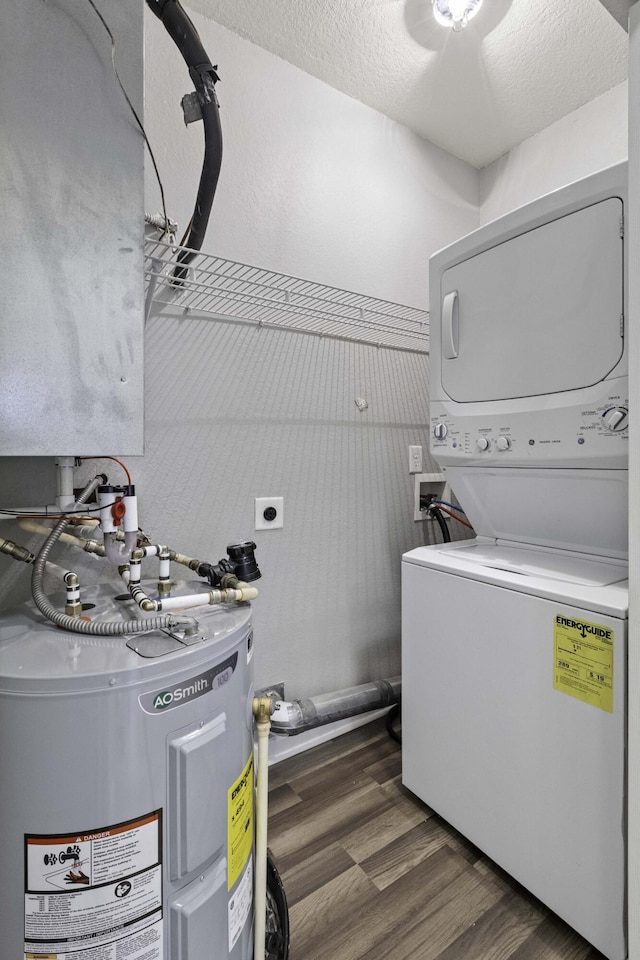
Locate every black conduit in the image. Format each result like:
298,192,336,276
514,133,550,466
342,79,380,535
145,0,223,279
430,504,451,543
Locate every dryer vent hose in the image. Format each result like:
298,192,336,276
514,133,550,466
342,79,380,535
270,677,401,736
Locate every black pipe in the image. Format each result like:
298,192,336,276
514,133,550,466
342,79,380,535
145,0,223,279
430,504,451,543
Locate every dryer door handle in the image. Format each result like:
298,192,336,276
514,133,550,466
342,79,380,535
442,290,459,360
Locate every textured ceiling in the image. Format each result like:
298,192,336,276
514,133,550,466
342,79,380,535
185,0,628,168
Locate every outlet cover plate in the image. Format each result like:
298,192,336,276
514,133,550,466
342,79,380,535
255,497,284,530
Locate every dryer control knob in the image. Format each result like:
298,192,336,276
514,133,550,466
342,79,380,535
433,423,448,440
476,437,490,451
496,436,511,451
602,407,628,432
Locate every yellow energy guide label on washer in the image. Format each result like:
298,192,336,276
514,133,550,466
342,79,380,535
554,614,613,712
228,754,254,890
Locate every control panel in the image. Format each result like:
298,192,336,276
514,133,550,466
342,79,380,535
430,387,628,469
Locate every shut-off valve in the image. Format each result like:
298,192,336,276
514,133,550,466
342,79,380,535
195,541,261,588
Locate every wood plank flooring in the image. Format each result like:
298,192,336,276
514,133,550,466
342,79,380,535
267,718,607,960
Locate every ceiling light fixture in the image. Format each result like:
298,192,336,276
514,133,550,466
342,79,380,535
432,0,483,31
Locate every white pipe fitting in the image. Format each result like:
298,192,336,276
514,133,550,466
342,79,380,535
55,456,77,511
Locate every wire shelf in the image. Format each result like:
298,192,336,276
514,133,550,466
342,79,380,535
144,241,429,354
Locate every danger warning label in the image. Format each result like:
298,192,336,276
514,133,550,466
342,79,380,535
24,811,163,960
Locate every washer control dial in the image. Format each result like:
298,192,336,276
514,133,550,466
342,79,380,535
433,423,448,440
496,436,511,451
602,407,628,432
476,437,490,451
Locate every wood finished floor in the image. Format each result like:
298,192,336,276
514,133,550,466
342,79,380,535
267,718,607,960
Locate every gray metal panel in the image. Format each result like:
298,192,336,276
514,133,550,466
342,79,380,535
169,713,227,879
170,859,228,960
0,0,144,455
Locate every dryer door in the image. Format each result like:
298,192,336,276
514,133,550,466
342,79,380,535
441,197,624,402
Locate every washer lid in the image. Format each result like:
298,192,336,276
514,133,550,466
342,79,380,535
403,540,629,617
428,541,626,585
440,197,624,402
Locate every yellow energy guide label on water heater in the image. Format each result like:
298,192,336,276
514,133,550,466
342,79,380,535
553,614,614,712
228,753,254,890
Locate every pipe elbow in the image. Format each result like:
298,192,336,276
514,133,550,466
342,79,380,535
252,696,273,725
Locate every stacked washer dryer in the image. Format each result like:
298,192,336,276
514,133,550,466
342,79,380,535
402,163,629,960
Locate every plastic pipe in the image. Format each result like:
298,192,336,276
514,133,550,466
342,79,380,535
157,548,171,596
31,477,198,637
271,677,401,736
64,572,82,617
103,528,138,565
252,697,273,960
170,550,199,568
119,556,158,612
119,562,259,612
19,519,106,556
99,486,139,565
157,587,259,610
55,456,76,511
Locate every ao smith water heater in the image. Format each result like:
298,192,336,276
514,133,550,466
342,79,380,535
0,472,264,959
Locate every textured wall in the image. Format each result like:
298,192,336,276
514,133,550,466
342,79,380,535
480,81,628,223
136,12,480,697
144,10,479,309
130,314,466,697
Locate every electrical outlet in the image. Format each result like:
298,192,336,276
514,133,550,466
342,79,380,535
409,445,423,474
413,473,451,521
255,497,284,530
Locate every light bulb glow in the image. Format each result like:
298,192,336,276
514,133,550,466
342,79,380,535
432,0,483,30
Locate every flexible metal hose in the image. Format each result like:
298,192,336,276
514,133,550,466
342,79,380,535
31,475,197,637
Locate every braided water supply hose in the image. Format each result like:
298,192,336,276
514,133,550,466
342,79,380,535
30,475,197,636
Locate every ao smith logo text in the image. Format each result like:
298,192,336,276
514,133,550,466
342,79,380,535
153,676,209,710
555,615,612,641
139,652,239,715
